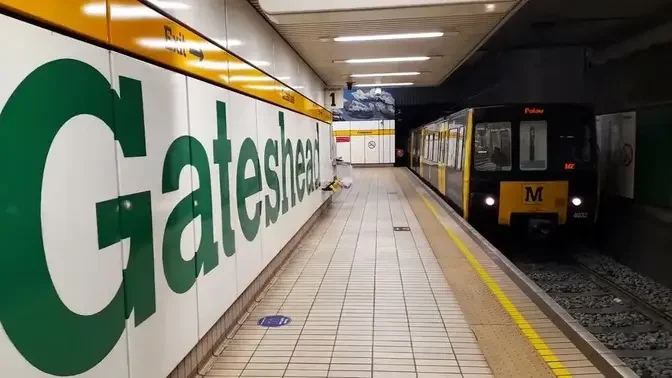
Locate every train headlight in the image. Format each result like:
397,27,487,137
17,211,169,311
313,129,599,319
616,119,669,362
571,197,582,206
484,196,496,207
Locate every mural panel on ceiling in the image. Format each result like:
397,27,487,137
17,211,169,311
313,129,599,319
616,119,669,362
332,89,395,121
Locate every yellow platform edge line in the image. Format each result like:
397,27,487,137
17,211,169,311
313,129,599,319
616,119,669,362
415,187,571,378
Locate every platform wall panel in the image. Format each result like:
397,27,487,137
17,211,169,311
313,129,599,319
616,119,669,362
0,13,333,378
159,0,324,105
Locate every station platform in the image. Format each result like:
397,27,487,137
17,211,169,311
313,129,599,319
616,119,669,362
201,168,620,378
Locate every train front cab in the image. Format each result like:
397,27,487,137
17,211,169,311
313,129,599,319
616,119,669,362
466,104,598,235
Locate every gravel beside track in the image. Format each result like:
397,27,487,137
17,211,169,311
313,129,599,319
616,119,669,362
514,254,672,377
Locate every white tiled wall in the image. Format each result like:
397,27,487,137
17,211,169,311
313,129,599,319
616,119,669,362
160,0,325,104
333,120,396,164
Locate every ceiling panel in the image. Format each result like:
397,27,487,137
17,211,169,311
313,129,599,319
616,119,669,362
248,0,523,88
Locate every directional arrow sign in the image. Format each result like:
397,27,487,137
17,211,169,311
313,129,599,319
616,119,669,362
189,48,204,61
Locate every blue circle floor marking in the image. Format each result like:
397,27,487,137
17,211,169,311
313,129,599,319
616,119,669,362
257,315,292,327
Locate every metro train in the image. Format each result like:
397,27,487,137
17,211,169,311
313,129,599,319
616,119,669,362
408,104,598,235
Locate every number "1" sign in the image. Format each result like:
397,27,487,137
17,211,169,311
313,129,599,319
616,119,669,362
325,88,344,110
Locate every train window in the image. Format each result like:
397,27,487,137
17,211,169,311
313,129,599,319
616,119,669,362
520,121,548,171
443,131,450,165
474,122,512,171
447,129,457,168
445,131,450,164
456,127,465,171
558,124,593,164
439,131,445,163
444,131,449,164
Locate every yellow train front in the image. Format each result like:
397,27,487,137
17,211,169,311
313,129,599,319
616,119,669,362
408,104,598,236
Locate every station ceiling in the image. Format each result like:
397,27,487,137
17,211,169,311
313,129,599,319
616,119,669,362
249,0,525,88
480,0,672,52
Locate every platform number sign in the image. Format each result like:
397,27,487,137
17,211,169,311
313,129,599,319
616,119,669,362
325,87,344,111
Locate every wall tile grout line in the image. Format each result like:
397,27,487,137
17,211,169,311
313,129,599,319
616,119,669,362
389,180,419,376
327,170,368,377
231,187,350,377
280,176,362,377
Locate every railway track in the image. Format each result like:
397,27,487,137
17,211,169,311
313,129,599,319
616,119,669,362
504,244,672,377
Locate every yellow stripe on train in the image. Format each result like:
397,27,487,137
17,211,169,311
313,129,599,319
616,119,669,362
0,0,332,124
498,181,569,225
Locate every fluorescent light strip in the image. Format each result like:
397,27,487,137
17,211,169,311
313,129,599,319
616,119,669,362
335,32,444,42
351,72,421,78
341,56,431,64
354,83,414,87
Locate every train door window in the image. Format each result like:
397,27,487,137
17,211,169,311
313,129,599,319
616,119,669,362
431,133,435,161
443,131,449,164
582,124,591,162
446,129,456,168
441,131,447,164
424,134,429,159
456,127,465,171
439,131,446,164
520,120,548,171
428,134,432,160
474,122,512,171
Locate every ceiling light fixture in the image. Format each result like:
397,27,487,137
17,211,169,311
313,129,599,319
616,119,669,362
485,3,496,12
354,82,414,87
334,32,445,42
337,56,432,64
350,72,421,78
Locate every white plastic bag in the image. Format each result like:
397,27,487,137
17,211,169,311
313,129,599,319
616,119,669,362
336,160,354,189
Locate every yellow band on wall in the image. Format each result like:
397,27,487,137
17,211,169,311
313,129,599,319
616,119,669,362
0,0,333,124
333,129,395,136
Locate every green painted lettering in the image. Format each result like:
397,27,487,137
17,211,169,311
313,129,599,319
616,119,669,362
296,140,306,201
0,59,149,375
237,138,262,241
305,139,314,194
314,123,321,188
264,139,280,226
162,136,219,294
213,101,236,256
280,112,295,213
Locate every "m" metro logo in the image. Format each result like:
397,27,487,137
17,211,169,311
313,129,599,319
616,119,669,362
524,186,544,203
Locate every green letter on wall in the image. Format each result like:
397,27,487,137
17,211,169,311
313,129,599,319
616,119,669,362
237,137,262,241
0,59,153,375
264,139,280,226
162,136,219,294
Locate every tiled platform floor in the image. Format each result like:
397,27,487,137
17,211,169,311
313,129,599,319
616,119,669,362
205,170,493,378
